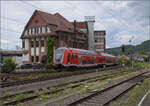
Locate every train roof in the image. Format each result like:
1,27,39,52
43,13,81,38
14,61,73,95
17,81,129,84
101,53,115,57
56,47,116,57
56,47,96,56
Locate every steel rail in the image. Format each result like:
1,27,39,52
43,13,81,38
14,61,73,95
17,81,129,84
68,71,148,106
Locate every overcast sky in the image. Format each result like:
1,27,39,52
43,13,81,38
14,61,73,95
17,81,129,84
1,0,150,50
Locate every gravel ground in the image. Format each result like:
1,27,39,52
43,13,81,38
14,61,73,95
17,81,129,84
35,71,146,106
0,68,119,97
71,76,143,106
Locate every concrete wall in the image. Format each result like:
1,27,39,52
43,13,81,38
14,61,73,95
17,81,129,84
87,22,95,51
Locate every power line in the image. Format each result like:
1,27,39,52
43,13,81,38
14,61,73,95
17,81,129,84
1,16,26,24
19,0,44,11
1,27,21,34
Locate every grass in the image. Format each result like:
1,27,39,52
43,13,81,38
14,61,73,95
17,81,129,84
15,93,29,101
132,62,150,69
9,69,86,81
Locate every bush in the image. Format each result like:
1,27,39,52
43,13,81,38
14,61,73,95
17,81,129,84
45,63,52,69
2,57,17,73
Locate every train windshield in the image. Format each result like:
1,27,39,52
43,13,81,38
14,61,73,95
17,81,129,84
55,48,65,63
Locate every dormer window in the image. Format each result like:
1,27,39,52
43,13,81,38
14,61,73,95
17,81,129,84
24,30,28,35
27,29,29,35
38,27,41,34
29,28,31,35
42,26,45,33
32,28,35,34
46,26,51,33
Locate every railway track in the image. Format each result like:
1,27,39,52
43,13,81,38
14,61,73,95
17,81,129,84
0,66,120,88
67,71,149,106
0,68,133,106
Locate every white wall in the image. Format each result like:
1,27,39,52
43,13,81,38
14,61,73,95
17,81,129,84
41,47,44,52
25,39,29,50
36,47,39,56
23,54,29,61
12,56,23,65
31,48,34,56
87,22,95,51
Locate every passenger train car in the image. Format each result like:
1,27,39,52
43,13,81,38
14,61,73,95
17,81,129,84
53,47,119,68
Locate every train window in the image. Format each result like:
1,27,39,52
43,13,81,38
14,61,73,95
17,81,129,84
101,57,105,60
72,54,74,60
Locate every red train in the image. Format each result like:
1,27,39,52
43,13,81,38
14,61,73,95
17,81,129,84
53,47,119,68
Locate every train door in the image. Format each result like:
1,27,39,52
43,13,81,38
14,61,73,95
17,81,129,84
67,53,70,64
78,55,81,65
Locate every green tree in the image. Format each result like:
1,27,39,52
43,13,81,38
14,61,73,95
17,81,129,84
2,57,17,73
140,50,146,55
46,36,54,69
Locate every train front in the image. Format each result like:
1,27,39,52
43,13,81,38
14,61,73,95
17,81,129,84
53,47,65,68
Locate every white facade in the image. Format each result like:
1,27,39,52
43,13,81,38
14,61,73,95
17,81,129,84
22,39,29,62
41,47,44,52
94,31,105,53
25,39,29,50
36,47,39,56
23,54,29,61
31,48,34,56
84,16,95,51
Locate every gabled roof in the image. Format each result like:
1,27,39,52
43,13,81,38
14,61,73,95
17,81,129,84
37,10,74,33
21,10,86,39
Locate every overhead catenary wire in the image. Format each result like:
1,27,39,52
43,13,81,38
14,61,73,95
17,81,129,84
19,0,43,11
1,16,26,25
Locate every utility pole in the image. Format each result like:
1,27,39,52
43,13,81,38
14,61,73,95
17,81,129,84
73,20,76,48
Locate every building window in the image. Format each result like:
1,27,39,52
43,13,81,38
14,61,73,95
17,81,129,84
41,40,44,47
38,27,41,34
31,41,34,47
35,27,37,34
22,40,25,48
36,56,39,62
42,26,45,33
40,27,42,33
27,29,29,35
32,28,35,34
29,28,31,35
46,26,50,33
24,30,28,35
95,39,97,43
31,56,34,62
34,27,36,34
36,41,39,47
31,28,33,35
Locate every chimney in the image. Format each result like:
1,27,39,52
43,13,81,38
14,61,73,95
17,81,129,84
73,20,76,48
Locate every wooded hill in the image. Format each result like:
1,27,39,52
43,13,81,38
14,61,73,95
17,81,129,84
106,40,150,56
